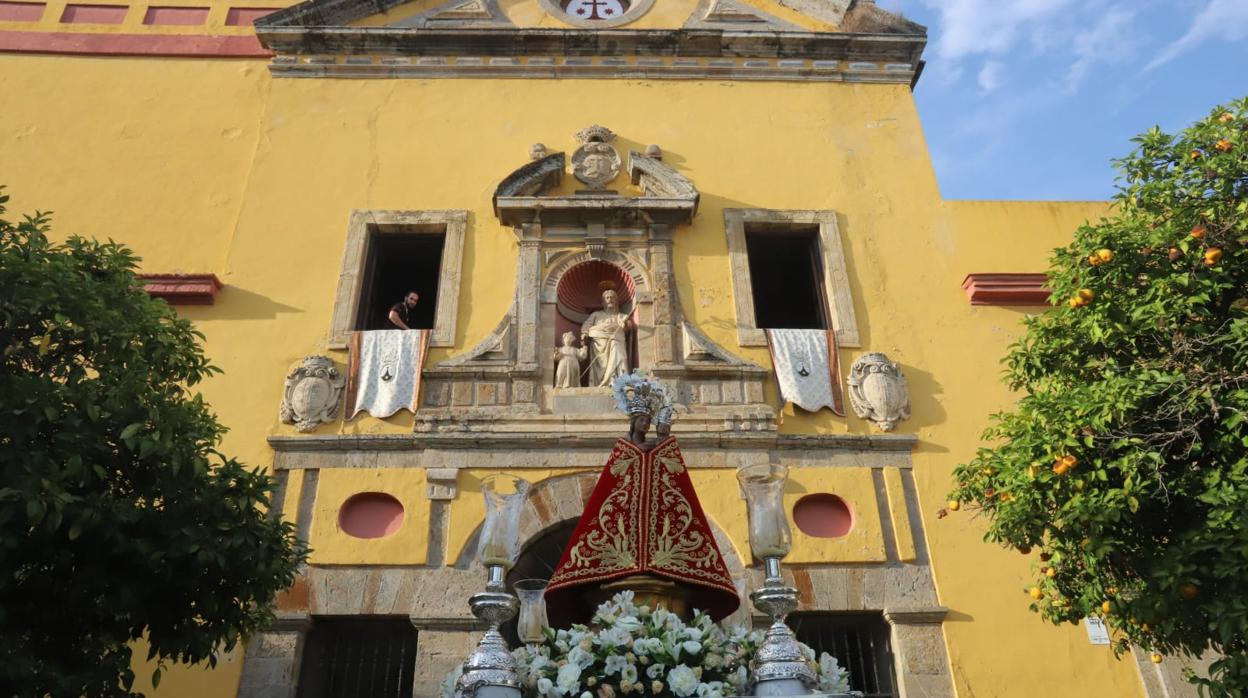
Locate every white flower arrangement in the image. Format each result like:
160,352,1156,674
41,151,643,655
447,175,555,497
443,591,852,698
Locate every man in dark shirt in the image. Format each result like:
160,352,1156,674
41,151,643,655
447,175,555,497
388,291,420,330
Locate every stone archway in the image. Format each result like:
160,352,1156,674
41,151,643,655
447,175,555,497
508,471,752,624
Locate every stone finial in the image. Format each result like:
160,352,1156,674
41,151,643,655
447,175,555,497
847,352,910,431
644,144,662,159
529,142,548,161
279,355,346,432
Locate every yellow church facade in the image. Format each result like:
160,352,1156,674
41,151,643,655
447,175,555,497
0,0,1200,695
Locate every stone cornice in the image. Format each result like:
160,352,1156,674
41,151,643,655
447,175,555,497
494,193,697,227
267,431,918,453
255,27,926,83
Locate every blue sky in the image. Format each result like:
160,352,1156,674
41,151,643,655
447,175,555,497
877,0,1248,201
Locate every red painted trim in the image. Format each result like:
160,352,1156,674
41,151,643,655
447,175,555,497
139,273,223,305
0,1,46,22
961,273,1051,306
225,7,278,25
60,3,127,24
0,29,270,56
143,6,209,26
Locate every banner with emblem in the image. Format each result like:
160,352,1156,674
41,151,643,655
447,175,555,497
346,329,428,419
765,328,845,415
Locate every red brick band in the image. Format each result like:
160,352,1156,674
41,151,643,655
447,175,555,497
0,29,269,56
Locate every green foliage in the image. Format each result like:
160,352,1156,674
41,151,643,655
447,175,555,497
950,98,1248,695
0,189,308,697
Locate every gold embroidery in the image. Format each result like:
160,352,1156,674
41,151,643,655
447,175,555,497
551,441,641,585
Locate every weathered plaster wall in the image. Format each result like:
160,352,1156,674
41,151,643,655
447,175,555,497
0,53,1139,697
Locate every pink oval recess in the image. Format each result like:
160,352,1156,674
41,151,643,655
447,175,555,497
339,493,405,539
793,494,854,538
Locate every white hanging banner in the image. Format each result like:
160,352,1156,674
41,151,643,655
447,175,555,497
765,328,844,415
346,329,428,419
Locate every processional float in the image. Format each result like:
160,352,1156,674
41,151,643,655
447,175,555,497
452,372,856,698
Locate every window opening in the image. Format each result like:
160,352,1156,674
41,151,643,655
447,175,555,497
790,612,898,698
744,228,829,330
355,233,445,331
295,617,418,698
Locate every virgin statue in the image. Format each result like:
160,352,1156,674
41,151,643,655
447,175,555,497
544,372,739,623
580,288,630,387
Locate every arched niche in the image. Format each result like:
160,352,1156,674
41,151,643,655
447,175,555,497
551,259,640,386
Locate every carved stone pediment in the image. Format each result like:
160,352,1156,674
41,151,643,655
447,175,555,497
494,152,565,200
629,152,698,208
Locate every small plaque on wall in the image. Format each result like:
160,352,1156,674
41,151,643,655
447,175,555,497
1084,617,1111,645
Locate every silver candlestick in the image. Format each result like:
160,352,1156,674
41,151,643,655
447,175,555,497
738,464,815,697
456,565,522,698
455,475,530,698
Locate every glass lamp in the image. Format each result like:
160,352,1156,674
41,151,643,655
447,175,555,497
737,463,815,696
455,475,531,698
513,578,549,649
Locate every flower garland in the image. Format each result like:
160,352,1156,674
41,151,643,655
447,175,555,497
443,591,851,698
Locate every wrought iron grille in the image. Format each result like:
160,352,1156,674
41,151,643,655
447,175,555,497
295,617,418,698
790,612,899,698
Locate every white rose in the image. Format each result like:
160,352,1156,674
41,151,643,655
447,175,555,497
537,677,554,695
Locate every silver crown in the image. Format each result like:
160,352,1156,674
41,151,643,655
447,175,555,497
612,371,667,419
575,124,616,144
655,403,675,426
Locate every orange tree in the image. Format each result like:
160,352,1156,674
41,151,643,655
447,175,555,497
950,97,1248,696
0,189,307,696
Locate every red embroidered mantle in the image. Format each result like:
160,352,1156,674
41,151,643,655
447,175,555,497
546,437,740,621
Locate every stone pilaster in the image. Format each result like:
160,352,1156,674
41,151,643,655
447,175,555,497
236,613,312,698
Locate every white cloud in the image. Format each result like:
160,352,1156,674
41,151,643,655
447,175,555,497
1066,7,1136,90
918,0,1075,60
977,61,1005,93
1145,0,1248,71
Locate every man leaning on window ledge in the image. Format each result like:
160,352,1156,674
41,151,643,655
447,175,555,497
388,291,420,330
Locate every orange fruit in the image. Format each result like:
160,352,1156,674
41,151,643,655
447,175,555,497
1053,462,1070,475
1191,224,1207,239
1204,248,1222,265
1168,247,1183,261
1078,289,1095,302
1215,139,1232,152
1179,583,1198,600
1141,623,1151,632
1028,586,1043,600
1045,567,1056,578
1101,601,1112,615
1151,653,1163,664
1061,455,1078,468
1220,112,1235,123
1190,149,1203,160
1068,297,1084,308
1087,254,1102,266
1107,587,1118,595
947,500,960,512
1097,249,1115,263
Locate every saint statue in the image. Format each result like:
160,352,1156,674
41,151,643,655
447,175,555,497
553,331,587,389
545,373,740,623
580,288,631,388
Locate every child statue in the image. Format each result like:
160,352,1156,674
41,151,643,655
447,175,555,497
553,331,588,388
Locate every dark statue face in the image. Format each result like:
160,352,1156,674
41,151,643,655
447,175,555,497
656,422,670,438
630,413,651,436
